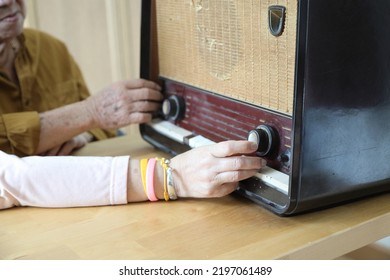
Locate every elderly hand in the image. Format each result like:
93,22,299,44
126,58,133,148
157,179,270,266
170,140,266,198
41,132,93,156
84,79,163,130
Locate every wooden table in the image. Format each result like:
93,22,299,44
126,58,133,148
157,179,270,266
1,133,390,260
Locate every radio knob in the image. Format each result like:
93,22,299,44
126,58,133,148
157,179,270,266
162,95,186,121
247,125,278,157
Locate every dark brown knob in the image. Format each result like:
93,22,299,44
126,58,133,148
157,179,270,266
162,95,186,121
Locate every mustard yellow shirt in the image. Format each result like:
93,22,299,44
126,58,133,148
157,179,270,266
0,28,115,156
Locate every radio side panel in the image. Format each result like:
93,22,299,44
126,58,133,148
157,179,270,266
289,0,390,214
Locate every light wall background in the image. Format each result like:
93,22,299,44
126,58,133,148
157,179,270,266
24,0,142,134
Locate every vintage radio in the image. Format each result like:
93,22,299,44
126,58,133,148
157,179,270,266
139,0,390,215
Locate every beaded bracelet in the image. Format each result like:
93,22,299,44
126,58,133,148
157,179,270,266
166,162,177,200
157,158,170,201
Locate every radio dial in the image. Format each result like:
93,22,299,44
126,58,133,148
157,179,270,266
162,95,186,121
248,125,278,157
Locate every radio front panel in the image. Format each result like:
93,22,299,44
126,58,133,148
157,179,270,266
161,80,293,174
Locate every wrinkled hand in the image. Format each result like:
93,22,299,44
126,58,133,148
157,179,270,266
85,79,163,130
170,140,266,198
41,132,93,156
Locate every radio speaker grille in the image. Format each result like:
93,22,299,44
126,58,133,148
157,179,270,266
156,0,297,115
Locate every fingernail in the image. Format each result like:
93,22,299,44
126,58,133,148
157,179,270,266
250,142,258,150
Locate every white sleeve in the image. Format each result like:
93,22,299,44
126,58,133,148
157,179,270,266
0,151,129,209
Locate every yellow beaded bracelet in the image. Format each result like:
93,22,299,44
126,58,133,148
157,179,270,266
157,157,170,201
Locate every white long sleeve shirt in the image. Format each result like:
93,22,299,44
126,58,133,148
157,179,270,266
0,151,129,210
